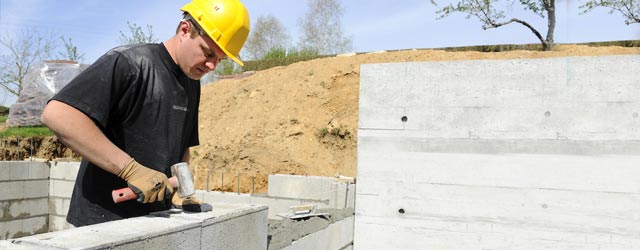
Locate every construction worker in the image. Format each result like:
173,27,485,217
41,0,250,227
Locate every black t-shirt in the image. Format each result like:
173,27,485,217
51,43,200,227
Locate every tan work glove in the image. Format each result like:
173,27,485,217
171,192,212,212
117,159,174,203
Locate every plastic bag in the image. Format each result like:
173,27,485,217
7,60,88,127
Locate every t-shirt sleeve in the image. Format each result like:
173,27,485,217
51,50,137,128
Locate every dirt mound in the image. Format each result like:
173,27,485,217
0,137,79,161
2,45,639,193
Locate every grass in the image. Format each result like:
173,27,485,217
0,115,6,123
0,126,53,138
316,127,329,138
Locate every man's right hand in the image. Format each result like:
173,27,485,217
117,159,174,203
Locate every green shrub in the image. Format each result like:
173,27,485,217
263,47,287,60
243,47,325,72
214,59,240,76
0,106,9,116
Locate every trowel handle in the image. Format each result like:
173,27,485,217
112,176,178,203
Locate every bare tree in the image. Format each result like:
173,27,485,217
580,0,640,24
118,21,157,45
59,36,85,63
243,15,291,60
430,0,557,51
298,0,353,55
0,29,56,98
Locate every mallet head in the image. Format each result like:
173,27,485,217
171,162,196,198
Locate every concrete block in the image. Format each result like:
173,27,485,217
48,180,74,198
12,213,202,249
8,198,48,218
0,181,24,200
281,216,354,250
268,174,348,204
0,201,6,219
9,163,30,180
0,216,47,240
22,180,48,199
27,162,49,179
0,240,46,249
21,216,48,236
0,219,22,240
48,215,74,232
112,226,202,250
47,198,62,216
0,162,48,181
62,199,70,216
197,190,336,219
197,203,268,250
49,162,79,181
0,166,9,182
7,203,268,250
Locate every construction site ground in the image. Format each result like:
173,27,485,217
1,44,639,193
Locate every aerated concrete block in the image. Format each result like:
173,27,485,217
48,215,74,232
171,203,269,250
28,162,49,180
0,219,21,240
23,180,48,199
6,203,268,250
281,216,354,250
8,198,48,218
49,162,79,181
268,174,353,209
0,162,46,181
0,181,24,200
198,190,325,219
48,180,74,198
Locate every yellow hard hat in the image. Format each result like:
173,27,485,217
181,0,250,66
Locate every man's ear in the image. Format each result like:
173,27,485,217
179,21,191,37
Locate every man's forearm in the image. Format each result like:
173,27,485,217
41,100,131,175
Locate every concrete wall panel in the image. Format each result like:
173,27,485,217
355,55,640,250
359,55,640,140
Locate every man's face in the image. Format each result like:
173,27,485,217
178,20,227,80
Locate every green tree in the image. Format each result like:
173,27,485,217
0,29,56,97
298,0,353,55
430,0,557,51
58,36,85,63
580,0,639,25
118,21,157,45
243,15,291,60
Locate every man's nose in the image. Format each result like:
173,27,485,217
205,60,216,70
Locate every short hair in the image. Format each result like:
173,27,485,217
176,13,202,38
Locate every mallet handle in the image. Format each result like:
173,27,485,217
112,176,178,203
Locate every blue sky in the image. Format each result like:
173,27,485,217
0,0,638,106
